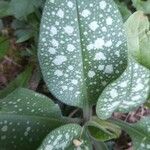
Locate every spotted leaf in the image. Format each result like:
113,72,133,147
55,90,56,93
112,117,150,150
96,59,150,120
0,88,62,118
38,124,92,150
0,114,64,150
38,0,127,107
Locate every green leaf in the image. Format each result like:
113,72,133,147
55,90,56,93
0,88,62,118
111,117,150,150
0,113,64,150
38,124,92,150
86,116,121,141
132,0,150,14
93,141,109,150
0,1,11,18
0,36,9,59
96,59,150,120
9,0,42,19
0,66,33,99
114,0,132,22
38,0,127,108
0,88,65,149
12,17,39,43
125,11,150,69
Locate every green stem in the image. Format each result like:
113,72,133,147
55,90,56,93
83,101,92,123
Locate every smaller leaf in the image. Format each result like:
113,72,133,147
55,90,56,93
96,59,150,120
111,117,150,150
86,117,121,141
38,124,92,150
132,0,150,14
0,66,33,99
0,113,64,150
93,141,109,150
0,1,11,18
125,11,150,69
0,88,62,118
115,0,132,22
9,0,42,19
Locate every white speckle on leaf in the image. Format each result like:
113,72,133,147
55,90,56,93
56,9,64,18
94,52,106,60
67,44,75,52
48,47,56,54
52,39,59,48
102,27,107,32
67,1,73,8
115,51,120,57
94,38,104,49
110,89,118,98
119,81,127,88
81,9,91,18
98,65,105,71
100,1,107,9
54,70,63,77
64,26,74,35
53,55,67,65
1,125,8,132
87,44,94,50
88,71,95,78
89,21,99,31
106,17,113,25
50,26,57,36
45,145,53,150
68,65,74,70
105,40,112,47
62,85,67,90
72,79,78,85
105,65,114,74
133,83,144,92
50,0,55,3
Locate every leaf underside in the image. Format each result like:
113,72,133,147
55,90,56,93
112,117,150,150
38,0,127,108
38,124,92,150
125,11,150,70
96,59,150,120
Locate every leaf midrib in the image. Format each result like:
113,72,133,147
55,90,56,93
0,112,65,124
75,0,88,106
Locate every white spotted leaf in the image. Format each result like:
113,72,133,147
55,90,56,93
0,88,62,118
38,124,92,150
0,113,64,150
38,0,127,107
111,117,150,150
0,88,66,149
96,59,150,120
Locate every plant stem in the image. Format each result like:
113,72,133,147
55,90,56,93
83,101,91,123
